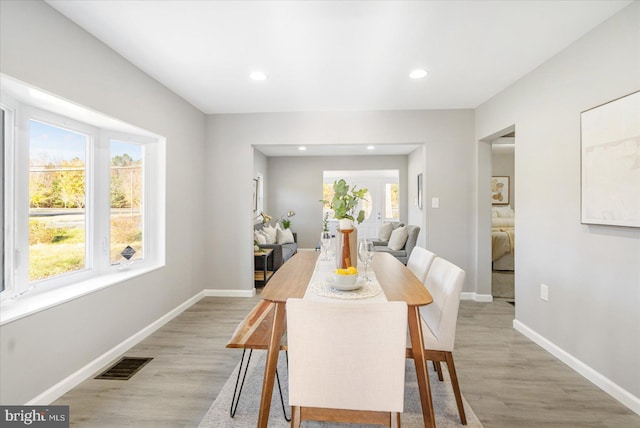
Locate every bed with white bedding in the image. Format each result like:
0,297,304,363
492,206,514,271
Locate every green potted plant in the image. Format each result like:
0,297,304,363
322,179,368,230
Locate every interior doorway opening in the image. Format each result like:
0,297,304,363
490,132,515,303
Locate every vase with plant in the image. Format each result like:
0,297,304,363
321,179,368,268
322,179,368,230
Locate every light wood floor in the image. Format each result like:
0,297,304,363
54,293,639,427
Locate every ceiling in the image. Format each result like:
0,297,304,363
46,0,631,116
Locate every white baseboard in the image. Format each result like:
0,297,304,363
204,288,256,297
514,319,640,416
27,291,206,405
460,292,493,302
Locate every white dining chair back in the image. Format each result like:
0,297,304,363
287,298,408,427
406,246,437,284
420,256,465,352
417,256,468,424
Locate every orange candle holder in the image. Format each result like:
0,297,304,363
339,229,354,269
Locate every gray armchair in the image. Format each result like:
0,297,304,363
372,225,420,264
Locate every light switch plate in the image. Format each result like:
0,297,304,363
432,197,439,208
541,284,549,301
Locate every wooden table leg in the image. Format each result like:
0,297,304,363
408,306,436,428
257,301,286,428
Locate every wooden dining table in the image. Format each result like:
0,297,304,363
256,250,436,428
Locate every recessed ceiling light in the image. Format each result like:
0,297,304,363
298,146,307,151
409,69,428,79
367,146,375,150
249,71,268,81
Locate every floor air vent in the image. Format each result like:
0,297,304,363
95,357,153,380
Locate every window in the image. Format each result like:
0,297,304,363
1,77,165,314
29,120,88,282
385,183,399,220
110,140,143,264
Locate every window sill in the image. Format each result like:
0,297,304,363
0,265,163,326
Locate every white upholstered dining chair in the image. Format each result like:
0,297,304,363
406,246,437,284
286,298,408,428
419,257,467,425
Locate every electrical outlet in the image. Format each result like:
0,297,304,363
540,284,549,301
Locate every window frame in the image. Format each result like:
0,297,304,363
1,102,17,296
0,82,165,322
21,107,97,290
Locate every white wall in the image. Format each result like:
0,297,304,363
0,1,206,404
408,146,427,248
475,2,640,404
206,110,475,292
265,155,408,249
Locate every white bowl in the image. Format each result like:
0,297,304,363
332,273,358,286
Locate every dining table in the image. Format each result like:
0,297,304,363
256,249,436,428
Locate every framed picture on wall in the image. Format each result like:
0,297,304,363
581,91,640,227
252,178,258,212
491,176,510,205
417,173,423,209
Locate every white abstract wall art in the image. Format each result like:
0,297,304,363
581,91,640,227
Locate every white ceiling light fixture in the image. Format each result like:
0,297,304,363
298,146,307,151
409,69,428,79
367,145,375,150
249,71,268,81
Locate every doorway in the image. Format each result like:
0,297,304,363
490,133,515,301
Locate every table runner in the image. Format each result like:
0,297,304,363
303,255,387,302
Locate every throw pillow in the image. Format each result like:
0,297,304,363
378,222,393,241
262,224,277,244
497,206,515,218
276,227,295,244
492,206,514,218
254,230,266,245
388,226,408,251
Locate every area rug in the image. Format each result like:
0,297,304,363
199,351,483,427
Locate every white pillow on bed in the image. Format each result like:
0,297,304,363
492,217,515,228
492,206,514,218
